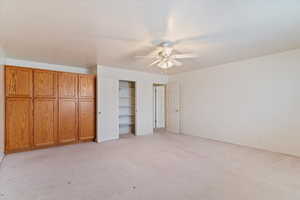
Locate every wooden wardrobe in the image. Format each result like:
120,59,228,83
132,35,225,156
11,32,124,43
5,66,96,154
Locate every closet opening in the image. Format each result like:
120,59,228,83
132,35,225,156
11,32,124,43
153,84,166,131
119,80,136,137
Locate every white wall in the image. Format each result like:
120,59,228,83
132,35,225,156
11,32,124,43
5,58,93,74
97,65,168,142
0,48,5,159
170,49,300,157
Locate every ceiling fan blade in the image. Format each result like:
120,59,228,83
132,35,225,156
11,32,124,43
85,34,145,43
147,46,163,56
173,35,211,44
172,54,198,59
135,46,163,59
135,55,156,58
172,31,229,45
125,45,154,60
148,59,161,66
170,59,182,66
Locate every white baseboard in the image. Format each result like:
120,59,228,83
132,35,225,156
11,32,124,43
0,152,4,164
136,132,154,136
96,135,119,143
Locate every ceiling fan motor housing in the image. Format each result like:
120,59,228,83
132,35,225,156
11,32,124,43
159,41,173,47
158,42,174,58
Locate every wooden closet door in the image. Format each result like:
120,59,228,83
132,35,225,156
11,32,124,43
79,75,96,98
58,99,78,143
34,70,57,98
34,99,57,147
6,98,33,152
5,66,32,97
58,72,78,98
79,99,95,141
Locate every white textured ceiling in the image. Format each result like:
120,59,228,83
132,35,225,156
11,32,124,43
0,0,300,74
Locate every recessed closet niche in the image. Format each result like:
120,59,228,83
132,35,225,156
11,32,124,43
119,81,136,136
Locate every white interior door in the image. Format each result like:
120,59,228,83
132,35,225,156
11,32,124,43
155,86,165,128
97,77,119,142
166,81,180,133
135,80,154,136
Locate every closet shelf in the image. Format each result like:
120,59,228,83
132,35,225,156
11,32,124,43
119,123,134,127
119,80,136,135
119,114,135,117
119,105,135,108
119,86,135,89
119,96,134,99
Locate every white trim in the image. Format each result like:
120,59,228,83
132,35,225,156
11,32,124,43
97,135,119,143
0,152,4,164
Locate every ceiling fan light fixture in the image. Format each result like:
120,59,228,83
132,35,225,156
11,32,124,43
137,40,198,70
158,60,174,69
163,47,173,56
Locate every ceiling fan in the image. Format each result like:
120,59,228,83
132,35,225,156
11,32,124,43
136,41,198,69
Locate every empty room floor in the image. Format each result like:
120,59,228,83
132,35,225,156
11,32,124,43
1,133,300,200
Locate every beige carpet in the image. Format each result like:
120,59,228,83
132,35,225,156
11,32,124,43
1,132,300,200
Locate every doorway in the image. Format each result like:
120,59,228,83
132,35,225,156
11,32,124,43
153,84,166,131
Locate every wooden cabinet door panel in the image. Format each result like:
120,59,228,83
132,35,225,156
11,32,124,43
58,99,78,143
34,99,57,147
34,70,57,98
79,100,95,141
58,73,78,98
6,66,32,97
79,75,96,98
6,98,32,152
